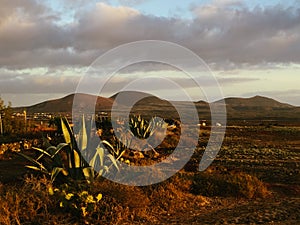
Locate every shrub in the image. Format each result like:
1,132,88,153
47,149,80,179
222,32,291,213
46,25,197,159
48,183,103,219
143,173,209,215
0,176,149,224
191,167,270,199
0,176,74,225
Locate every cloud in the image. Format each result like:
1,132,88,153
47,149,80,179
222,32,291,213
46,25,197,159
189,2,300,64
0,1,299,71
73,2,141,51
0,64,258,96
103,0,148,7
0,0,73,68
0,66,83,94
218,77,259,85
0,72,80,94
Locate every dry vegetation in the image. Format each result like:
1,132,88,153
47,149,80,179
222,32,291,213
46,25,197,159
0,121,299,224
0,174,207,224
0,170,270,225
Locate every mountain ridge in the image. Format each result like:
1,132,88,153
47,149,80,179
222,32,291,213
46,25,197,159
12,92,300,121
219,95,294,109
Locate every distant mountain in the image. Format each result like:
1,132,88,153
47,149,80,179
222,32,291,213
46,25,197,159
13,93,300,122
219,95,293,109
111,91,180,118
217,95,300,120
14,93,114,114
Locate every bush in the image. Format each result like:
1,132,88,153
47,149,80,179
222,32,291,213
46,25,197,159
143,173,209,216
191,167,270,199
0,176,73,225
0,176,152,225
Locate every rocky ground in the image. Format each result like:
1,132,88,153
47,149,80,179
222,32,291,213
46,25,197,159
0,125,299,224
158,125,300,224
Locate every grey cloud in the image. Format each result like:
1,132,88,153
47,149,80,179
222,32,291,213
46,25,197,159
76,70,260,97
187,3,300,64
103,0,148,6
0,1,300,70
218,77,259,85
0,0,71,61
0,0,46,22
0,48,101,69
0,72,80,94
0,65,257,95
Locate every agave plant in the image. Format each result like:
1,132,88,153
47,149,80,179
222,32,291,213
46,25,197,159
129,115,166,139
89,141,125,178
19,116,120,183
19,117,91,183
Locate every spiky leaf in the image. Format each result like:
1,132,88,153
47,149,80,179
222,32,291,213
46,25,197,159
61,118,72,144
32,147,52,158
18,152,48,173
73,149,82,168
107,154,119,171
82,167,94,184
51,143,69,158
51,167,65,183
79,114,88,151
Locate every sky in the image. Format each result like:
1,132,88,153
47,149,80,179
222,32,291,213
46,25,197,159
0,0,300,106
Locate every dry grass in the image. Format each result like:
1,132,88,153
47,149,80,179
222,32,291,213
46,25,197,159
0,167,270,224
144,173,209,216
0,176,73,225
191,167,270,199
0,172,212,225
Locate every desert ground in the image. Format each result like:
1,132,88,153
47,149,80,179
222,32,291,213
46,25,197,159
0,121,299,224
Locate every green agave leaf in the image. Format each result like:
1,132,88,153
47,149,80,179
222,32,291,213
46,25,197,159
82,167,94,184
51,167,64,183
25,165,45,172
97,169,104,177
96,165,110,178
73,149,82,168
102,140,118,156
79,114,87,151
32,147,52,158
97,146,104,166
107,154,119,171
90,145,105,169
67,150,73,169
137,127,141,137
18,152,48,173
116,149,126,161
104,165,109,172
143,124,151,138
36,153,44,162
61,117,72,144
89,154,97,169
51,143,69,158
46,146,57,155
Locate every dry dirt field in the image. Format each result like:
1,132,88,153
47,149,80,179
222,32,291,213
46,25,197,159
0,124,299,224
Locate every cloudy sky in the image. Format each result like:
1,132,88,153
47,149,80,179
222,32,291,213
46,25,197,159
0,0,300,106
